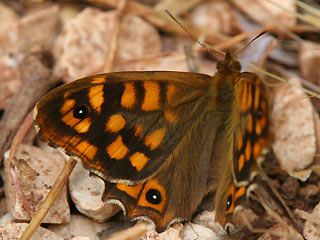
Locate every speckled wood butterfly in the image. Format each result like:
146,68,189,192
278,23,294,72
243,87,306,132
34,51,269,232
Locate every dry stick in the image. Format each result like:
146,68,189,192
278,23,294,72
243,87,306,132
7,111,39,218
253,192,302,240
7,115,35,217
238,211,300,240
267,62,320,94
105,223,150,240
19,157,78,240
9,165,33,217
213,29,269,52
104,0,127,72
8,111,36,172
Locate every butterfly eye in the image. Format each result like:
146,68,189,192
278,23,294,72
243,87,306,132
226,194,233,211
146,189,162,205
73,105,89,119
230,61,241,71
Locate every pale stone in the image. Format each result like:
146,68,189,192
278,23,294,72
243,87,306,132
303,202,320,240
192,211,217,232
48,214,111,240
0,2,20,37
183,223,217,240
116,14,161,64
0,6,59,57
271,77,316,172
53,7,161,82
114,52,189,72
115,50,215,76
0,223,63,240
71,237,91,240
0,56,21,109
299,41,320,86
0,213,15,224
0,6,59,108
258,224,303,240
190,1,240,34
231,0,296,28
141,224,183,240
69,162,120,222
3,144,70,223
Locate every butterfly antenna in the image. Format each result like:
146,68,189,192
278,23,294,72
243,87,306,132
165,10,214,58
235,31,268,57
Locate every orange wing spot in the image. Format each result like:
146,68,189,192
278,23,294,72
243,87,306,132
116,183,143,199
167,84,177,104
74,118,92,133
75,140,98,163
60,99,76,114
245,141,251,162
256,120,262,136
121,83,136,109
63,92,70,99
134,125,143,137
247,85,253,110
225,185,235,215
52,135,81,148
138,179,166,213
144,128,166,150
248,115,253,133
261,100,267,113
260,115,267,129
106,114,126,133
106,136,129,160
142,81,160,111
89,85,104,113
238,154,245,172
91,77,106,84
253,142,262,160
164,109,178,123
235,186,246,201
240,83,248,112
237,130,243,151
68,136,82,148
61,111,81,127
129,152,149,172
254,87,260,111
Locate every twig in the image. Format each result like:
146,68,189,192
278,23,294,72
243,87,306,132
104,0,127,72
19,157,78,240
104,223,151,240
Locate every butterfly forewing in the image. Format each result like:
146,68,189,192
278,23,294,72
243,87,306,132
35,71,212,183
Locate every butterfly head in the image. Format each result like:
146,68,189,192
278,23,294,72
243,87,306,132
216,50,241,73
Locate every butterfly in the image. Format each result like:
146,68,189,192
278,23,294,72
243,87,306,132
34,51,269,233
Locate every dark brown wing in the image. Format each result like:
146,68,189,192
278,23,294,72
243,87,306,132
34,71,212,184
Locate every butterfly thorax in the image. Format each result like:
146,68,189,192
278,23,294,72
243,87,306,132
208,52,243,132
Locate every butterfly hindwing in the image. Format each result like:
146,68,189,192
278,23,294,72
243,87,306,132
103,108,215,231
214,71,270,229
232,72,269,184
